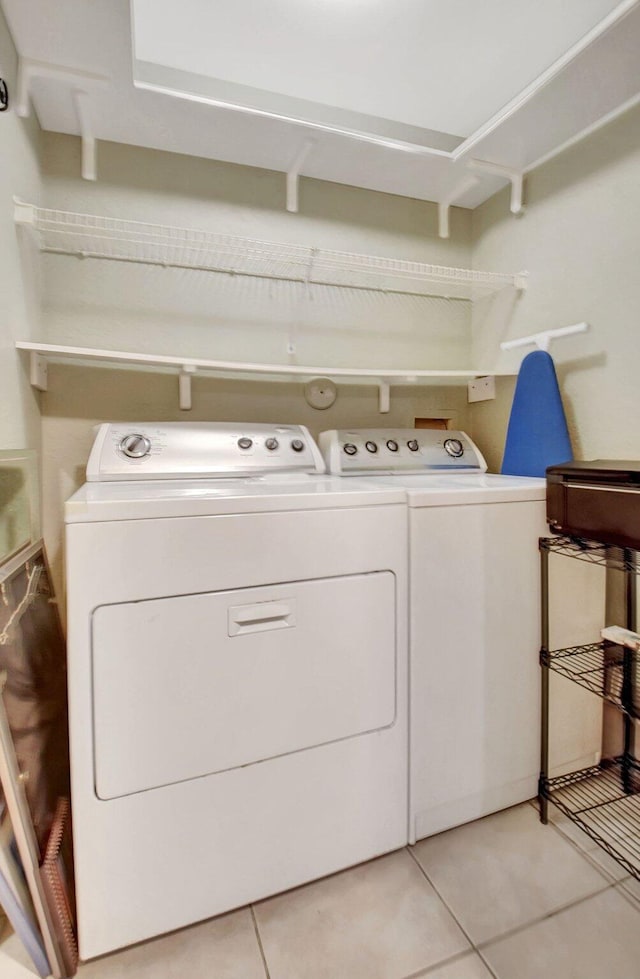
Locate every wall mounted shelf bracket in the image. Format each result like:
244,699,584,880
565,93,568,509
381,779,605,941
72,90,97,181
438,175,480,239
16,58,107,181
179,365,196,410
29,352,48,392
378,381,390,414
468,159,524,214
286,139,315,213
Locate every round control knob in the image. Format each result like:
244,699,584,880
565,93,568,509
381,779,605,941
407,439,419,452
365,441,378,453
119,434,151,459
444,437,464,458
291,439,305,452
265,437,279,451
386,439,399,452
343,443,358,456
238,437,253,450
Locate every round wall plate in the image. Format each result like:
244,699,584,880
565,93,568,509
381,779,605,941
304,377,337,410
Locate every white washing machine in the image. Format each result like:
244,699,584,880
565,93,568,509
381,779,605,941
320,428,602,843
65,422,408,959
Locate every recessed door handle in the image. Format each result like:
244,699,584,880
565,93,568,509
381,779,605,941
228,599,297,636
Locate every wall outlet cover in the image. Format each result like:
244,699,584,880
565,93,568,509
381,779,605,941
467,375,495,403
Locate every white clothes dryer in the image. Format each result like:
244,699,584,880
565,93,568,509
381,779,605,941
319,429,602,844
65,422,408,959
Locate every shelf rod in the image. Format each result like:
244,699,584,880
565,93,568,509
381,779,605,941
501,322,588,353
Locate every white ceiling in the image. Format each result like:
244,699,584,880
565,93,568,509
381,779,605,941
132,0,619,138
2,0,640,210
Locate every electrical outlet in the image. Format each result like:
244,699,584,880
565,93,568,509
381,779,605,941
467,375,495,403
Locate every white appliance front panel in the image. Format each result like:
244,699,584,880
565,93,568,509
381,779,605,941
409,499,601,840
92,573,396,799
66,503,408,958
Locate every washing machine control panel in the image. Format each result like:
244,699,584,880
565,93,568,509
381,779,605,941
86,423,326,480
318,429,487,474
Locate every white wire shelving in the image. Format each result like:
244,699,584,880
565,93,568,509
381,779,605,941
14,200,528,301
15,200,524,410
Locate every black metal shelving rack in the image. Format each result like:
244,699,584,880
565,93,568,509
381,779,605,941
539,535,640,880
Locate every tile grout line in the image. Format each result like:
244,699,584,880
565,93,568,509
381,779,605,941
531,796,638,887
404,846,500,979
250,905,272,979
405,841,628,973
544,810,633,886
473,879,621,953
398,946,491,979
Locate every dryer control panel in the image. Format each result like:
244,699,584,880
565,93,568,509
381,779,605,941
86,422,326,480
319,429,487,474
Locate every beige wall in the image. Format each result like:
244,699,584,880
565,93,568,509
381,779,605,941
41,134,473,369
0,9,42,451
10,83,640,588
37,135,476,593
469,103,640,471
0,11,43,557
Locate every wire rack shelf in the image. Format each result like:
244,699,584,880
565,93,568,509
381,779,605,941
540,535,640,574
542,760,640,880
543,642,640,716
14,200,527,301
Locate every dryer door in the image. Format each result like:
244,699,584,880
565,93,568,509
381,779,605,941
91,572,396,799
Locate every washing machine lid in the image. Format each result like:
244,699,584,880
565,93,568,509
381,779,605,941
376,472,547,506
65,474,405,522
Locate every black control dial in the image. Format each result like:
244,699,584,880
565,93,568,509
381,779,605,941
386,439,399,452
291,439,305,452
238,437,253,450
343,443,358,456
444,438,464,458
365,441,378,453
407,439,419,452
265,437,279,450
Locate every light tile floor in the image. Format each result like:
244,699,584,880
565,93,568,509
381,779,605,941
1,801,639,979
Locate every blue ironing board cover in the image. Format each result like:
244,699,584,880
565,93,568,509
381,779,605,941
501,350,573,477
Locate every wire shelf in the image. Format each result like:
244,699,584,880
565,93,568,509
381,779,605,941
543,760,640,879
15,201,526,301
544,642,640,714
540,535,640,574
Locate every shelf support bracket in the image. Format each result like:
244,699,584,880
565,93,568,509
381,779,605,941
29,352,48,392
438,176,480,238
468,159,524,214
179,366,196,411
73,90,97,182
16,57,108,119
286,139,314,213
378,381,390,414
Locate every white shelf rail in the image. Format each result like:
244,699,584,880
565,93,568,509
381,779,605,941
16,341,514,413
14,200,528,301
500,322,589,353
